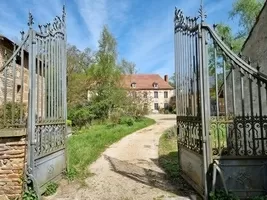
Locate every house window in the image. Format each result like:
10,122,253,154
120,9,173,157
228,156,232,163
154,103,159,110
164,91,168,98
17,85,21,93
144,92,148,98
153,82,158,88
164,103,169,109
154,91,158,98
131,82,136,88
16,56,21,65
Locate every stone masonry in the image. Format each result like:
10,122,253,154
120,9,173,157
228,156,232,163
0,131,26,199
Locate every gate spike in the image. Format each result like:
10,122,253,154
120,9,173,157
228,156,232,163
62,4,66,23
248,57,251,65
256,63,261,71
20,31,25,41
27,12,34,28
213,24,217,30
38,24,43,34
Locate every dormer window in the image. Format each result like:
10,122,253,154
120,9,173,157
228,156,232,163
131,82,136,88
153,82,158,88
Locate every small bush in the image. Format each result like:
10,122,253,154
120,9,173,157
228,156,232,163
119,116,134,126
68,104,95,129
22,187,38,200
109,111,122,124
66,119,72,126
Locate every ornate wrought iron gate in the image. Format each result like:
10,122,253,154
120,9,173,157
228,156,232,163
0,7,67,198
174,5,267,200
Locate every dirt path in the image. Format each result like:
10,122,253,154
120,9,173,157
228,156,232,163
49,114,196,200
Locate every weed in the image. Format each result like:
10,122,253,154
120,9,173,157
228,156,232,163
43,182,58,196
22,187,38,200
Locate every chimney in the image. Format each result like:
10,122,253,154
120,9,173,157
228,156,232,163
164,75,168,82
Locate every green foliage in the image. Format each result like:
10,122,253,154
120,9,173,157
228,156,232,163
67,117,155,179
158,127,179,183
22,187,38,200
119,59,137,74
66,119,72,126
43,182,58,196
229,0,264,37
209,190,239,200
119,116,134,126
64,168,77,181
209,190,267,200
0,102,26,128
68,104,95,129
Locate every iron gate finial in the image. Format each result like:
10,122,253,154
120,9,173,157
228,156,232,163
28,12,34,28
198,0,207,22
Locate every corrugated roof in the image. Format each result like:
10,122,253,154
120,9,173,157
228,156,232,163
121,74,173,90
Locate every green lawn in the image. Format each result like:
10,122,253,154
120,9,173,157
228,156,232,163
158,127,179,183
66,117,155,180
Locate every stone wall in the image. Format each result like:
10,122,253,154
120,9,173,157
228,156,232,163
0,40,46,120
0,130,26,200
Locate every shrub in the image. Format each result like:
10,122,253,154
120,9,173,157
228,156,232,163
109,111,122,124
119,116,134,126
68,104,95,129
66,119,72,126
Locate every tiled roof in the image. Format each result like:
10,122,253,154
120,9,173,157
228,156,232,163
121,74,173,90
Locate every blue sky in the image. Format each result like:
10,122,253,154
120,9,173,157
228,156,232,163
0,0,238,77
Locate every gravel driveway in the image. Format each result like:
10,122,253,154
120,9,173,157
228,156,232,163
47,114,197,200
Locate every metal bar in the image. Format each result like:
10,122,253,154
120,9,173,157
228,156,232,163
59,36,62,118
223,58,228,117
20,46,25,124
51,38,55,119
231,65,238,156
27,28,37,174
182,29,185,116
44,38,48,119
41,37,44,121
63,23,68,124
240,69,247,155
56,35,59,119
37,37,40,121
174,27,179,115
179,29,182,115
11,44,16,125
257,72,265,155
214,45,219,117
249,75,256,155
48,36,51,119
3,50,8,127
231,64,236,115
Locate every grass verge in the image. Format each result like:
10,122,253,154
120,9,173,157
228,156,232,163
66,117,155,180
158,126,179,183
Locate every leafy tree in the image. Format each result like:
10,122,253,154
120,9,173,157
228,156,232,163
229,0,264,38
119,59,137,74
169,73,176,88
